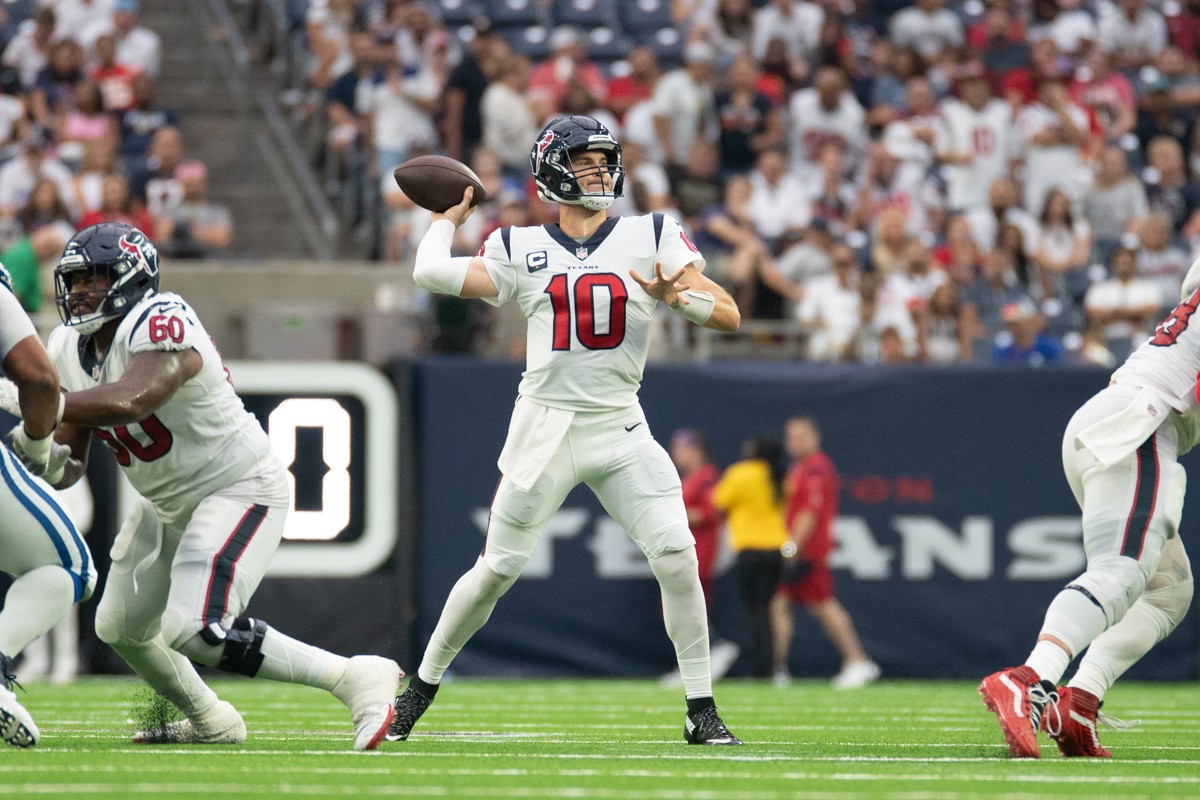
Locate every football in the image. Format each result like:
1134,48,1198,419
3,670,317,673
392,155,487,213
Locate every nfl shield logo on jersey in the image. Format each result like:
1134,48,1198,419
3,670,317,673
575,246,589,260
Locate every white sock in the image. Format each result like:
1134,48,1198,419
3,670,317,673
1069,598,1172,699
650,548,712,700
180,625,349,691
419,558,518,684
0,566,76,657
1025,586,1110,684
112,634,220,718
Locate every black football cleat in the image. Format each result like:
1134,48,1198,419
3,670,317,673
384,686,433,742
684,706,743,745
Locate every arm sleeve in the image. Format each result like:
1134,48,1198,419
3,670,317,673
0,286,36,361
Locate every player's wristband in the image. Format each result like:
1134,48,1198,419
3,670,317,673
413,219,470,296
56,391,65,425
674,289,715,325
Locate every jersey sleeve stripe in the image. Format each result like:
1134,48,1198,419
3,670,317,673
500,227,512,261
652,213,665,250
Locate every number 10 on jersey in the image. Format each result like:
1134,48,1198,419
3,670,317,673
544,273,628,350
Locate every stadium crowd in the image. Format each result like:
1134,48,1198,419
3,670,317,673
292,0,1200,364
0,0,232,316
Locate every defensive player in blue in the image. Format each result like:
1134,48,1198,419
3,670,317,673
0,266,94,748
386,115,744,745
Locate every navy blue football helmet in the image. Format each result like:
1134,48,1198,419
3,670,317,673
530,115,625,211
55,222,159,334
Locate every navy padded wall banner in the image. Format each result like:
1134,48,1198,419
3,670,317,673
414,360,1198,680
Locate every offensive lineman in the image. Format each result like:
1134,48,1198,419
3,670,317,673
386,115,743,745
980,260,1199,758
0,266,93,747
6,222,401,749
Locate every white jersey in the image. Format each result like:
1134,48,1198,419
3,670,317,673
937,98,1015,211
479,213,703,412
47,291,277,520
787,89,866,172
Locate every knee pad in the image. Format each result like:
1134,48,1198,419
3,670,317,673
1067,555,1148,626
197,616,268,677
649,545,699,589
480,515,539,579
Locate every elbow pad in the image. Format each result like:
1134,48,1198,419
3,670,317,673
413,219,471,295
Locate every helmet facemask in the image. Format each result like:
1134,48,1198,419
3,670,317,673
55,263,137,335
54,223,160,335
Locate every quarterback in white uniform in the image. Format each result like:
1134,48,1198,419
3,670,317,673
0,267,93,748
980,259,1200,758
386,115,743,745
28,222,401,750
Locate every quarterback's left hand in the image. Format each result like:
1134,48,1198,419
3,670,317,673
630,261,690,308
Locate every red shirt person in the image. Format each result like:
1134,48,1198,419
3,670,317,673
771,416,880,688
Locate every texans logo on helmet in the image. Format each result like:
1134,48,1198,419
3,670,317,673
118,233,156,275
533,130,555,172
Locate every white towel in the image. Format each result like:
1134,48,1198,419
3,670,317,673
1075,388,1170,469
497,397,575,492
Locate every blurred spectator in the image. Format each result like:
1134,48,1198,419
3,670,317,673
0,69,25,162
76,173,154,232
1098,0,1167,72
713,52,781,180
961,242,1037,358
862,123,942,237
1028,0,1096,58
746,147,810,251
304,0,355,94
798,242,862,361
788,65,866,176
55,80,116,172
1082,144,1150,259
2,6,55,90
323,31,379,164
441,23,503,163
1015,68,1091,216
0,220,74,311
652,40,717,186
776,217,835,286
965,177,1041,259
16,176,74,235
1136,213,1190,311
751,0,822,68
938,61,1016,213
1033,187,1092,305
865,39,908,128
1154,45,1200,111
381,1,448,77
131,124,183,216
31,39,86,130
1084,237,1162,359
976,4,1030,76
96,0,161,79
1135,72,1195,162
693,0,754,65
920,281,971,362
358,33,446,177
1069,45,1136,141
0,131,75,220
933,213,983,283
89,31,138,111
846,270,918,363
1143,135,1200,238
1002,37,1065,109
885,239,946,312
867,206,913,279
54,0,115,46
992,297,1063,365
609,140,673,217
605,47,659,125
889,0,963,61
806,141,855,226
527,26,606,123
694,172,765,280
155,159,232,258
69,137,119,215
481,54,536,182
757,35,807,106
712,436,789,680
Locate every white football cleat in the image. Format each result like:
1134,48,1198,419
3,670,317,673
134,699,246,744
832,659,881,690
331,656,403,750
0,685,38,747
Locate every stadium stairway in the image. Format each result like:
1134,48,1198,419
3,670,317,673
140,0,339,259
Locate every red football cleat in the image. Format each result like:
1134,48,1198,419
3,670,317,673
1041,687,1113,758
979,665,1055,759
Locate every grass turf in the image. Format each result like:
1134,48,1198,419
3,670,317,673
1,676,1197,799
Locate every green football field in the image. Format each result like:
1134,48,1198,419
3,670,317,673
2,676,1198,799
